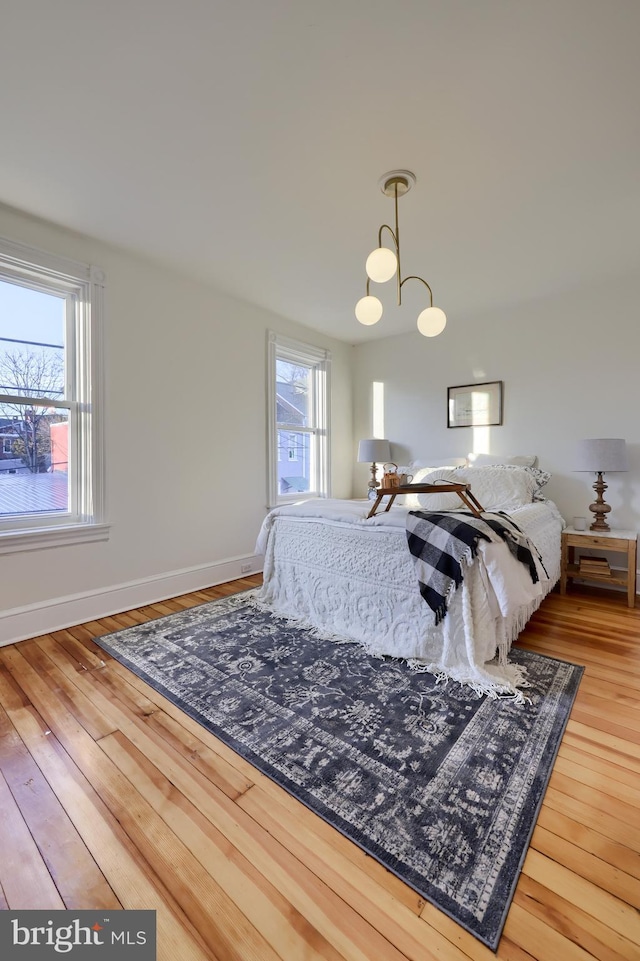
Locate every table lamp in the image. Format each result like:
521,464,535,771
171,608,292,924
358,438,391,496
575,437,628,531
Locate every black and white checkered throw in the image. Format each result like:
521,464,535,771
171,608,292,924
405,510,542,625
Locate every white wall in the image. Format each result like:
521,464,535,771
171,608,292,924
3,198,637,642
0,203,353,643
352,269,640,533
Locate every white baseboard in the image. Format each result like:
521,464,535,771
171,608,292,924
0,554,264,647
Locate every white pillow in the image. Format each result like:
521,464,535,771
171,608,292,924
409,456,466,470
410,465,458,482
404,468,458,510
478,464,551,500
467,452,538,468
398,466,457,507
406,466,538,512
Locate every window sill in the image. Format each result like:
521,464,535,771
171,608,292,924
270,493,325,509
0,522,111,555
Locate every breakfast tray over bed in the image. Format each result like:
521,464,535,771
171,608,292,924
367,482,485,518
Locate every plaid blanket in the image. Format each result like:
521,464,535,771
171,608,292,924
405,510,542,625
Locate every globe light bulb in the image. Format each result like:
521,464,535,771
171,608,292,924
365,247,397,283
417,306,447,337
355,295,383,326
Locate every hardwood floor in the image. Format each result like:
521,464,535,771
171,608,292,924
0,576,638,961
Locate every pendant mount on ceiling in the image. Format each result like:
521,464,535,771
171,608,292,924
378,169,416,197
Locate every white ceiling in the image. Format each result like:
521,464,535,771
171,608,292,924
1,1,638,344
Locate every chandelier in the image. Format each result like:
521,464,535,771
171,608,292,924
355,170,446,337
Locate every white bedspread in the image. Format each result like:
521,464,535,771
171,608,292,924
255,498,564,700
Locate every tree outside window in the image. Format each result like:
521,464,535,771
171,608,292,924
0,344,64,473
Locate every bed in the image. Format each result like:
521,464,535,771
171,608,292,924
254,463,565,700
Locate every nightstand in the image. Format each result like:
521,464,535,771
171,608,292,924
560,527,637,607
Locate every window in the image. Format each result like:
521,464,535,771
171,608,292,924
0,236,107,553
267,332,330,506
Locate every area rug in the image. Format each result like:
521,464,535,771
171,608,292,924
94,589,583,950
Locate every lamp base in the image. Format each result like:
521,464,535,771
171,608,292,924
589,472,611,531
367,461,380,497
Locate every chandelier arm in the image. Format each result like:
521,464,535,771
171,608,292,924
399,274,434,307
377,223,398,251
374,222,401,303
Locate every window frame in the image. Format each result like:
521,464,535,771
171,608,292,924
0,236,108,554
267,331,331,508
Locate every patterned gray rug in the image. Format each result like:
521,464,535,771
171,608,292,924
94,589,583,950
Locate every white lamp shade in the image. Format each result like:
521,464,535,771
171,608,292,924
358,438,391,463
365,247,398,283
575,438,628,472
417,306,447,337
355,295,383,326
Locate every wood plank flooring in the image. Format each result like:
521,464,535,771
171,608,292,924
0,576,638,961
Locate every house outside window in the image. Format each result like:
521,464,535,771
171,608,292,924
267,332,330,506
0,236,107,554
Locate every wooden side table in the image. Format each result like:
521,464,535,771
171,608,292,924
560,527,638,608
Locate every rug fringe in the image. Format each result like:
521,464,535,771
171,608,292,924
252,595,533,702
406,659,532,705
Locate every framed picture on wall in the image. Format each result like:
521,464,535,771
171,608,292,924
447,381,503,428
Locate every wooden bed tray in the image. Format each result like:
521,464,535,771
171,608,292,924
367,482,485,519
